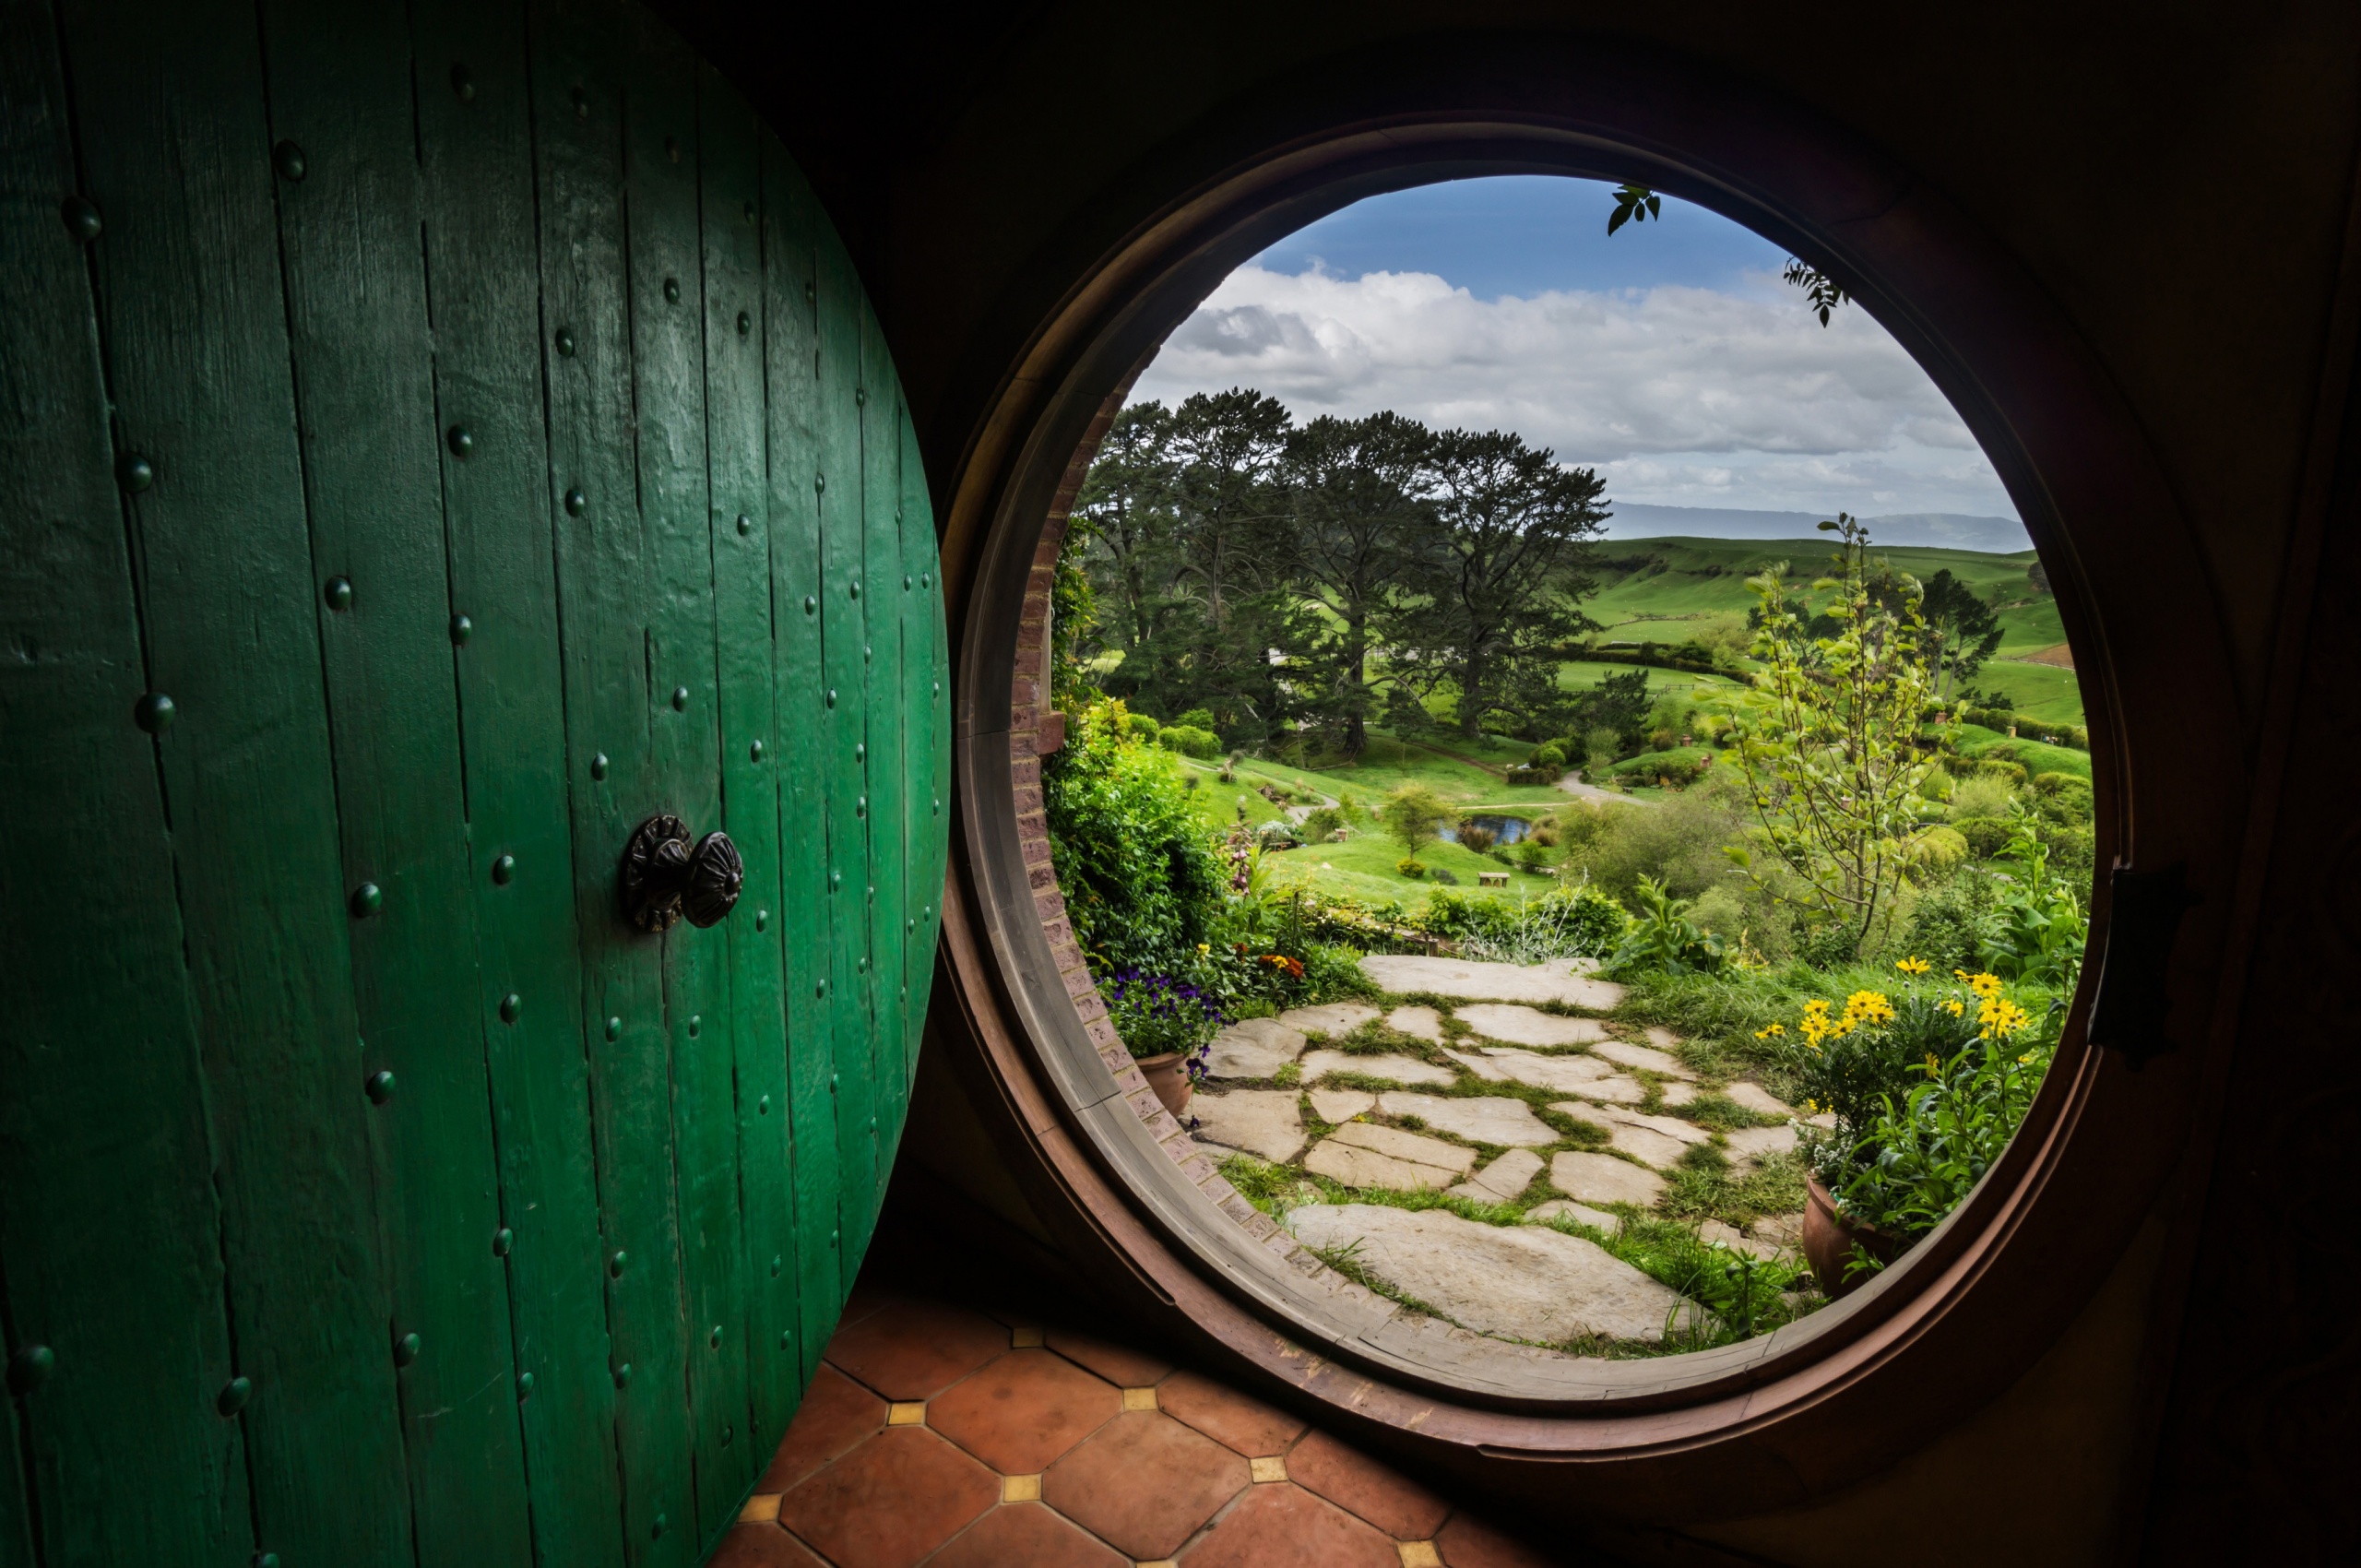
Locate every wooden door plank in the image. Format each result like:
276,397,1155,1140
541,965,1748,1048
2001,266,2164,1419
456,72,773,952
698,68,803,1469
900,406,945,1090
814,228,878,1281
859,311,908,1183
526,2,694,1559
409,1,625,1560
254,8,534,1559
759,144,843,1374
0,6,248,1560
615,18,747,1542
55,1,415,1561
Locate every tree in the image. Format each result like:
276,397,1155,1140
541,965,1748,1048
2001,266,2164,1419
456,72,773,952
1379,784,1452,858
1278,411,1434,756
1391,428,1608,740
1916,569,2003,702
1166,388,1291,626
1074,401,1180,659
1727,517,1938,956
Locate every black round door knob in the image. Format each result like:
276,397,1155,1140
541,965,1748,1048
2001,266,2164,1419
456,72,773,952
621,815,744,932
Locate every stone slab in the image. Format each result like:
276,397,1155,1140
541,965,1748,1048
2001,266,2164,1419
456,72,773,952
1384,1004,1445,1042
1724,1123,1800,1170
1375,1092,1556,1147
1275,1002,1382,1039
1526,1199,1621,1231
1726,1082,1799,1120
1657,1081,1698,1108
1299,1049,1459,1087
1453,1004,1611,1048
1303,1140,1461,1193
1307,1088,1374,1124
1190,1089,1305,1163
1450,1148,1544,1203
1548,1151,1667,1207
1550,1102,1710,1170
1328,1121,1477,1174
1463,1048,1646,1104
1358,955,1626,1011
1284,1204,1692,1343
1756,1211,1807,1248
1204,1016,1309,1080
1590,1039,1696,1080
1644,1026,1682,1051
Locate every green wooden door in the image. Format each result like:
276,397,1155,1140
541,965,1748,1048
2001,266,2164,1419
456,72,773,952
0,2,948,1563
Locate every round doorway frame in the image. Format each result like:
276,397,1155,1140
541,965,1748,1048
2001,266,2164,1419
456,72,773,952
930,34,2240,1524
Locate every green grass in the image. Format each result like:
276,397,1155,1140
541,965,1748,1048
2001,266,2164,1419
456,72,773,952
1971,659,2085,726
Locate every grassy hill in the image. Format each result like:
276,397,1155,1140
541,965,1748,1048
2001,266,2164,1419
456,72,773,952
1581,536,2084,724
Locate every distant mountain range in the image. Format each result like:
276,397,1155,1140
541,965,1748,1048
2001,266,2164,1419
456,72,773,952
1600,504,2032,554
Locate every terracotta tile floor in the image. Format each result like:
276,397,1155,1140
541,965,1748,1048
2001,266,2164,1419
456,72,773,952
714,1287,1558,1568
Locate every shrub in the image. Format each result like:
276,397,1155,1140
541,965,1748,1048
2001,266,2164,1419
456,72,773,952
1564,778,1746,902
1952,815,2013,860
1457,820,1497,854
1530,740,1569,770
1461,880,1629,963
1607,876,1726,977
1945,773,2017,822
1126,712,1161,741
1908,825,1970,875
1396,858,1427,878
1044,699,1226,974
1431,867,1460,885
1173,707,1216,731
1157,724,1220,759
1759,970,2002,1149
1904,868,2005,973
1299,806,1345,842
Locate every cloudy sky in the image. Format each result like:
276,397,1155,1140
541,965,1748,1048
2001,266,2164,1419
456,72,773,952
1131,177,2018,522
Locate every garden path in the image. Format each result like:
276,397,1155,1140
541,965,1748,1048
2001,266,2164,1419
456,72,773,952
1184,956,1821,1357
1553,769,1657,806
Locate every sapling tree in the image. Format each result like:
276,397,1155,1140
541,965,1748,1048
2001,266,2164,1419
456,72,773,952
1726,517,1938,956
1379,784,1452,860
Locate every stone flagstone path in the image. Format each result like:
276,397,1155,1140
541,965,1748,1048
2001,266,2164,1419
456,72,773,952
1183,954,1823,1353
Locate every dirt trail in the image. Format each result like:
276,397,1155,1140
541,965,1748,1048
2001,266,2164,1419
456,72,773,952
1556,770,1657,807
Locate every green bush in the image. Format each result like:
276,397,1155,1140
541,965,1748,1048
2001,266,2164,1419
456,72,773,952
1945,774,2017,821
1173,707,1216,731
1908,825,1970,875
1299,806,1345,842
1396,858,1427,878
1157,724,1220,759
1379,784,1452,857
1952,815,2013,860
1126,713,1160,741
1044,700,1226,973
1530,739,1569,769
1903,868,2004,973
1563,778,1747,901
1607,876,1726,977
1460,880,1628,964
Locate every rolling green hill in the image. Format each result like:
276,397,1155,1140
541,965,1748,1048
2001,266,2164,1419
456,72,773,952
1580,536,2084,724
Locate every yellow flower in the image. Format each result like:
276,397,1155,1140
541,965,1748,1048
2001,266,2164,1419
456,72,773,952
1941,998,1965,1016
1197,944,1210,955
1895,956,1930,976
1840,990,1895,1028
1754,1022,1786,1039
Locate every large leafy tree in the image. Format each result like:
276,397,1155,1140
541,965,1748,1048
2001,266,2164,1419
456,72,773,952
1727,517,1938,956
1391,428,1608,740
1166,388,1291,626
1916,568,2004,702
1074,401,1181,659
1278,411,1434,756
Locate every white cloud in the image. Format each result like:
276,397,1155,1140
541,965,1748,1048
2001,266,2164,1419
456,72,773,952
1132,264,2014,517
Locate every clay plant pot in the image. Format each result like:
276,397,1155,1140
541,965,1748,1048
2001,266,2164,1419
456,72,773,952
1134,1051,1192,1118
1802,1175,1912,1300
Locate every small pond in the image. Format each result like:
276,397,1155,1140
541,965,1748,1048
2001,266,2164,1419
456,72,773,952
1439,813,1532,845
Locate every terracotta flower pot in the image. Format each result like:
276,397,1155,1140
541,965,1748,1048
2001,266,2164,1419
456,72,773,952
1134,1051,1192,1118
1803,1175,1911,1299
